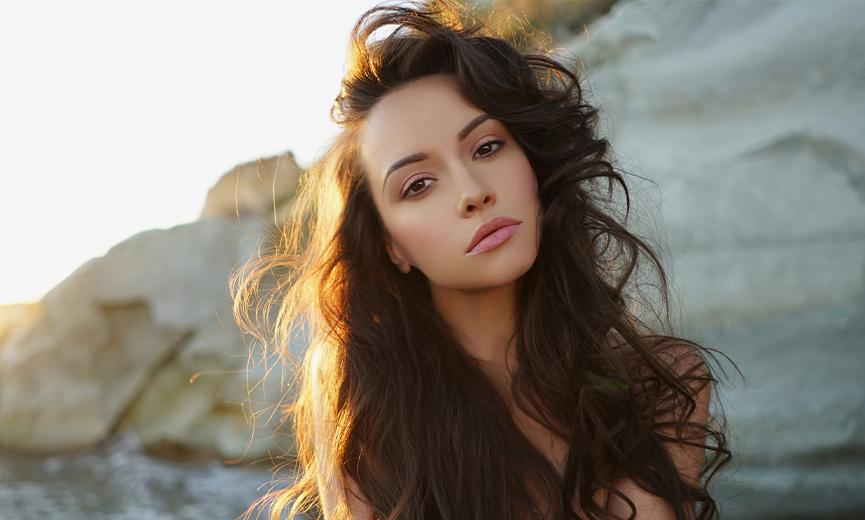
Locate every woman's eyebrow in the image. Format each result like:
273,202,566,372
384,152,428,190
458,114,491,141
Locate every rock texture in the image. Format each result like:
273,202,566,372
571,0,865,328
0,303,42,347
571,1,865,518
712,297,865,519
0,154,302,460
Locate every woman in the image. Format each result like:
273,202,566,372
234,1,730,519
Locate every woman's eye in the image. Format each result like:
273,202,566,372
401,177,432,199
474,139,505,159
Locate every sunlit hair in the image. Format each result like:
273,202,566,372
233,1,731,519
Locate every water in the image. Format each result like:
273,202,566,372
0,435,290,520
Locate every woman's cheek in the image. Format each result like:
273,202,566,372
391,215,452,268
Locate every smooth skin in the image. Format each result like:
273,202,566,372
316,75,709,519
361,74,540,364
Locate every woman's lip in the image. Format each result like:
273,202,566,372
466,216,522,254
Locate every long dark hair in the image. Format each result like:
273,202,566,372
234,2,730,519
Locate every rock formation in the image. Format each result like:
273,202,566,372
0,155,302,461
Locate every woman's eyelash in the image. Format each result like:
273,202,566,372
474,138,506,159
400,176,434,199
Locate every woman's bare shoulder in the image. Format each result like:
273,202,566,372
605,334,712,518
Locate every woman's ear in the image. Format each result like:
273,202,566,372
383,234,411,274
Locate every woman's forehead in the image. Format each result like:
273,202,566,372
360,75,484,176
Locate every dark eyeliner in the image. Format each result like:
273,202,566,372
474,138,506,159
400,176,432,200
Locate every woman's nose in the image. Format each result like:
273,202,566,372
456,170,495,217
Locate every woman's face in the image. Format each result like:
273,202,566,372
360,75,541,294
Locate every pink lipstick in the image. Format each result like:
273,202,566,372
466,216,522,255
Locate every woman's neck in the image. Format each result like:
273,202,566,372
430,282,518,370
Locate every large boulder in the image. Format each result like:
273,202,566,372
1,148,305,461
0,218,297,460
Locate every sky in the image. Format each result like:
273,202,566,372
0,1,379,305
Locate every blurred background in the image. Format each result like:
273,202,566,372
1,1,863,519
